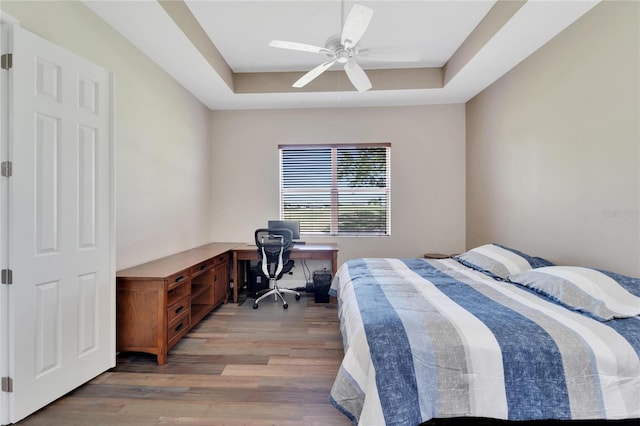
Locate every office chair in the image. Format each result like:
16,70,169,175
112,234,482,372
253,228,301,309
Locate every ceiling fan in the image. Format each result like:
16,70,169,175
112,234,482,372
268,4,377,92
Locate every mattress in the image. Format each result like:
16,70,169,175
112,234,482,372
329,257,640,426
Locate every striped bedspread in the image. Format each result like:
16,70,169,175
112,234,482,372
329,258,640,426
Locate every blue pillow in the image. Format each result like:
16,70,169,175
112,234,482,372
455,243,554,280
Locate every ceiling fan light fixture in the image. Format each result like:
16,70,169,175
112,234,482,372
335,47,350,64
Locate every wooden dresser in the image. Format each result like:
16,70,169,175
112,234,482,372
116,242,241,364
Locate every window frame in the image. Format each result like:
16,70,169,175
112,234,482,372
278,143,391,237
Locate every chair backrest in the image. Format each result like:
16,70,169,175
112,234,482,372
255,228,293,278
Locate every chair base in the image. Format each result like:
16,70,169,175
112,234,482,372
253,279,301,309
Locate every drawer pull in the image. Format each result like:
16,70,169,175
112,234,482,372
174,323,184,333
174,306,184,315
174,275,184,283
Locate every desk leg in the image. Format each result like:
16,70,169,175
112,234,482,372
232,251,239,304
332,252,338,276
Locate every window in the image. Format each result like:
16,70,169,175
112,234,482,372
279,143,390,236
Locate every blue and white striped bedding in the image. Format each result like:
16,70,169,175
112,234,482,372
329,258,640,426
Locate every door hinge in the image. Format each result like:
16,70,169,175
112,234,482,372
1,161,12,177
1,269,12,285
1,53,12,70
1,377,12,393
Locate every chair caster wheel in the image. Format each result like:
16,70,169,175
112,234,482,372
283,303,288,309
295,294,301,301
253,303,258,309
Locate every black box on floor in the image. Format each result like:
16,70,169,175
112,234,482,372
313,270,332,303
248,266,268,295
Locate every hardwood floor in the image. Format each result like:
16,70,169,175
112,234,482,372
17,295,351,426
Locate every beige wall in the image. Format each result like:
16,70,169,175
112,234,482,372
466,0,640,276
1,1,466,276
8,0,631,279
209,105,466,266
1,1,214,270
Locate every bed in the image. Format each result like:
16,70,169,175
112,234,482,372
329,244,640,426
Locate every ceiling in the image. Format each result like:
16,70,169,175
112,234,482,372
84,0,600,110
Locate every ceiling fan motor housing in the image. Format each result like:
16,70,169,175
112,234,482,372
334,46,353,64
325,36,358,64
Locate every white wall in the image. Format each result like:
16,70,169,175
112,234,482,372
0,1,214,270
209,105,467,275
466,0,640,276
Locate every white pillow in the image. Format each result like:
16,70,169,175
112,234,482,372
509,266,640,320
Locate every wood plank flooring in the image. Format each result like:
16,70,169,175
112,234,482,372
14,293,640,426
16,295,352,426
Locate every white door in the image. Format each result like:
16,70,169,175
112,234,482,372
1,23,115,424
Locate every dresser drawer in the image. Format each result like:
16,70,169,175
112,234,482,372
167,295,190,323
190,259,213,276
213,252,229,266
166,269,190,289
167,311,190,343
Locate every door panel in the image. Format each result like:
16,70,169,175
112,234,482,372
78,125,98,250
34,112,60,255
4,25,115,423
78,272,99,356
34,280,61,377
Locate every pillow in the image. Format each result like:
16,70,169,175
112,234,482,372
598,269,640,297
509,266,640,320
454,243,554,280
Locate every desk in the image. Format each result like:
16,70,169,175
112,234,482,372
116,242,242,364
231,243,339,304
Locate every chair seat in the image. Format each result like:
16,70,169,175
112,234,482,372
257,259,294,280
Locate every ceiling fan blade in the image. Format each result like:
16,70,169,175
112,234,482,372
293,60,336,88
344,60,372,92
341,4,374,48
269,40,332,55
357,48,421,63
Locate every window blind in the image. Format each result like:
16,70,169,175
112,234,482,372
280,144,390,236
